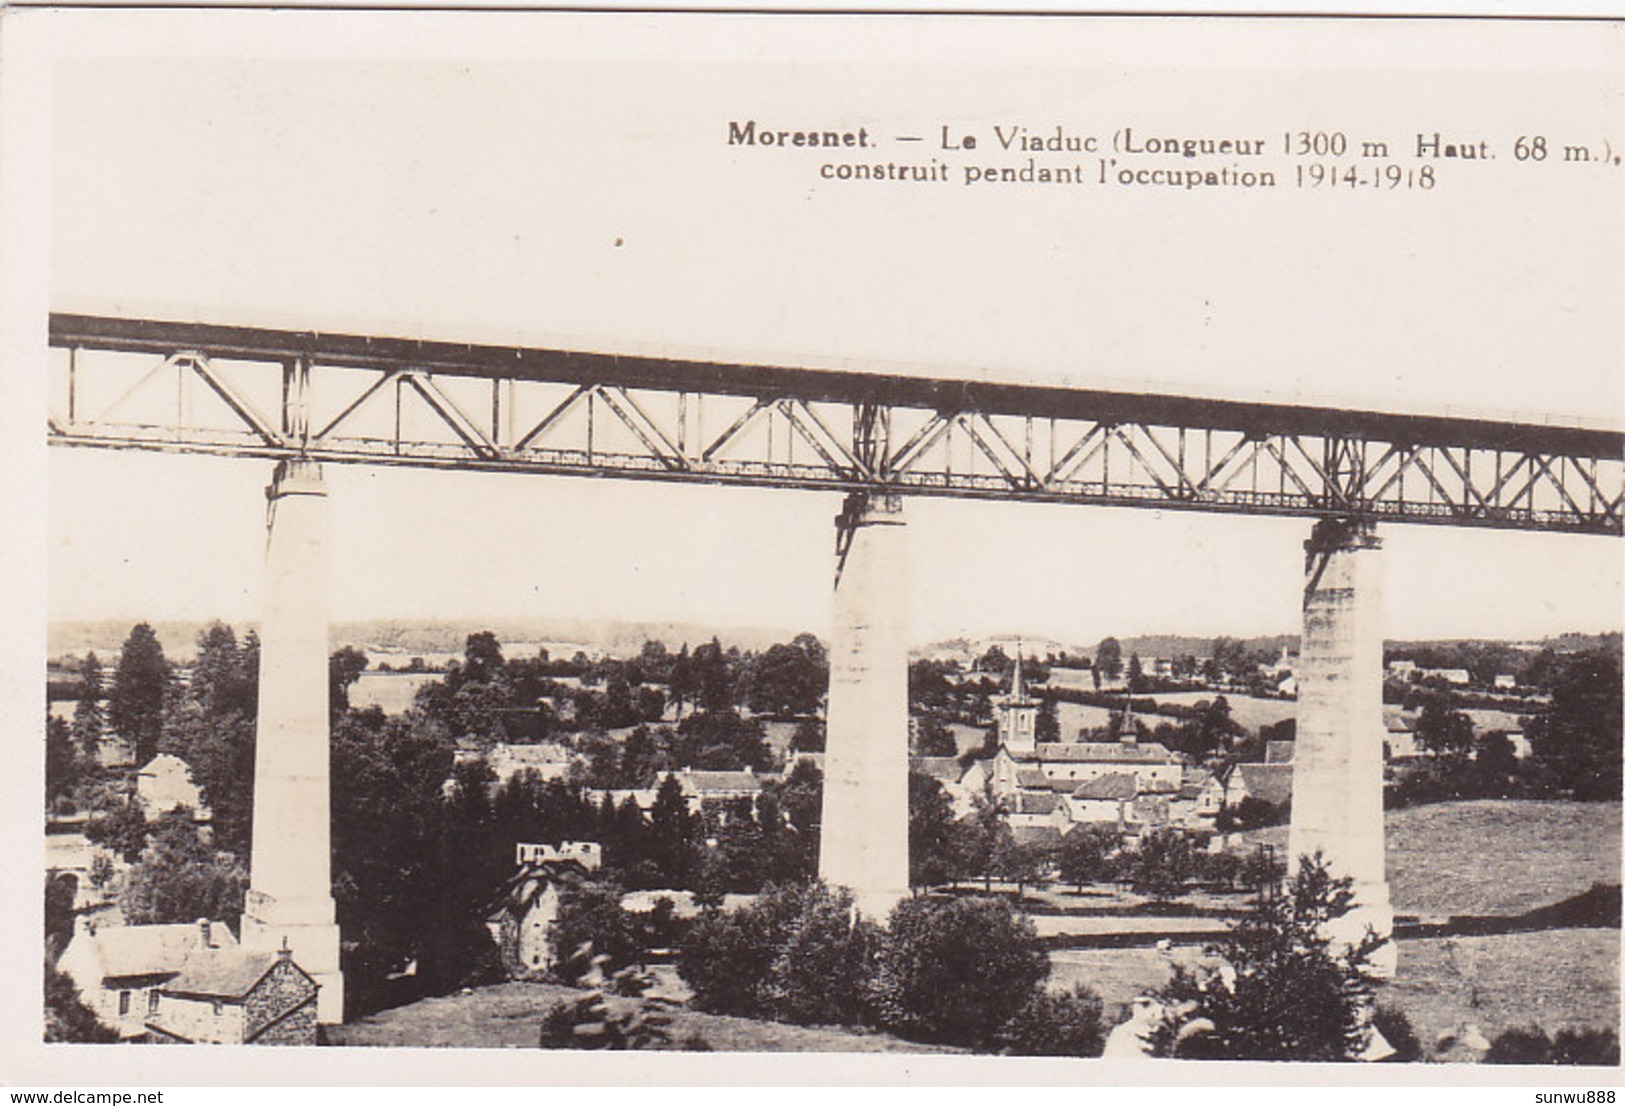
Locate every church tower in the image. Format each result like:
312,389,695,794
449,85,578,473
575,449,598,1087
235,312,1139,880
998,650,1040,755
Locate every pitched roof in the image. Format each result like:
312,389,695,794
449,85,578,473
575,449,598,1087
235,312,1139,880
679,770,761,794
910,756,964,784
1072,773,1138,801
1039,742,1176,764
1008,791,1060,815
1011,825,1064,848
1015,767,1051,789
1234,763,1294,806
163,947,288,1000
137,753,193,777
82,921,238,981
492,743,572,765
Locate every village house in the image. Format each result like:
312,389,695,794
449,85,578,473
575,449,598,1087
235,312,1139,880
1063,772,1138,828
1035,738,1182,791
1168,778,1211,825
1193,773,1227,819
58,917,239,1039
999,789,1068,833
910,755,975,817
584,768,764,822
1383,709,1424,762
473,742,576,785
146,945,319,1045
136,754,211,822
1221,762,1294,813
484,845,599,977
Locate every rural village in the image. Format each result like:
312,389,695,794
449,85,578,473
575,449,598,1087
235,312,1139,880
43,620,1621,1061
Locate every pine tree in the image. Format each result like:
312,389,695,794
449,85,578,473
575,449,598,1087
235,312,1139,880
1154,853,1384,1061
46,715,80,804
111,623,170,766
648,774,697,888
71,652,105,766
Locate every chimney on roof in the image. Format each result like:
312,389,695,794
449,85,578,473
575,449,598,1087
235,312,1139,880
197,918,213,947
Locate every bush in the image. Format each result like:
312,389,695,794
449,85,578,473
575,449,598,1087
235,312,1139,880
871,895,1049,1050
677,881,879,1026
538,963,684,1050
1372,1005,1422,1062
1217,796,1284,832
1486,1026,1621,1066
997,983,1106,1057
1553,1028,1621,1066
1485,1026,1556,1064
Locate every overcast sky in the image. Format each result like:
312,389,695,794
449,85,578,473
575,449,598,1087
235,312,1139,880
35,13,1625,646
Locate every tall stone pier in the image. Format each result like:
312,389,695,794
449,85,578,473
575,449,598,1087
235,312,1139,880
1288,517,1396,977
241,459,344,1022
819,492,911,921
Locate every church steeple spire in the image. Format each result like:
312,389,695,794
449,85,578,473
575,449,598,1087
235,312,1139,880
997,641,1039,756
1118,694,1139,746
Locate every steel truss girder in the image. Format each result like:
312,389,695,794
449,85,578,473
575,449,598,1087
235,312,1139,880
46,315,1625,537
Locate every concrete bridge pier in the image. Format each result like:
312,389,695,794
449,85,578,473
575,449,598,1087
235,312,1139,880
241,458,345,1022
1288,517,1396,978
819,491,911,922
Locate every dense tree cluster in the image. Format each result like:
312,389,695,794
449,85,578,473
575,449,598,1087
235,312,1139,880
119,812,247,926
675,886,1104,1056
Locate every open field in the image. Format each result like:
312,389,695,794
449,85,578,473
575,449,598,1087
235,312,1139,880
1151,691,1296,734
1240,800,1622,917
1049,929,1619,1059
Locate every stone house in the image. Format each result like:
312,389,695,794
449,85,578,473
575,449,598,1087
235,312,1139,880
1063,772,1137,828
1222,763,1294,811
485,857,591,978
1031,739,1182,792
999,789,1068,833
146,946,318,1045
57,918,238,1039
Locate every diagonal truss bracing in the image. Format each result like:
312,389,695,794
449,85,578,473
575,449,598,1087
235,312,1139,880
46,314,1625,536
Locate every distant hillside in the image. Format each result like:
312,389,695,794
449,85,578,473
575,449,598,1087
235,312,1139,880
48,615,813,664
50,618,1620,667
1116,634,1296,662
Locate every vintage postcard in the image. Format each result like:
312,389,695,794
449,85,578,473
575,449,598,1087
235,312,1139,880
3,6,1620,1091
